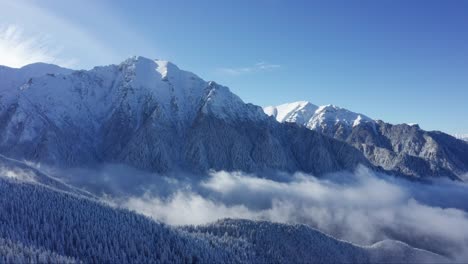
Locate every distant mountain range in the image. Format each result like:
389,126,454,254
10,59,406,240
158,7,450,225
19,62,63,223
1,57,467,180
0,57,369,176
265,101,468,180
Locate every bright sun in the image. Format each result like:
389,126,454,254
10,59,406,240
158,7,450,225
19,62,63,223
0,24,58,68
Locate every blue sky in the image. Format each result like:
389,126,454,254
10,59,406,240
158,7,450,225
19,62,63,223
0,0,467,134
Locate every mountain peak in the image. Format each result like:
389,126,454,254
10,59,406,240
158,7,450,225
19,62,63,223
0,61,73,99
264,101,318,123
122,55,155,65
19,62,64,71
264,101,374,131
119,56,181,79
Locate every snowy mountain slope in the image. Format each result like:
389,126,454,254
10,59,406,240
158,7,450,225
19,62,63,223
0,154,93,197
0,175,448,263
264,101,319,124
265,101,374,138
184,219,449,264
0,63,73,103
265,101,468,179
0,57,369,176
365,240,449,264
0,238,78,264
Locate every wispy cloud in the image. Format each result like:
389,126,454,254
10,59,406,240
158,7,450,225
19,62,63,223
0,24,76,68
218,62,281,75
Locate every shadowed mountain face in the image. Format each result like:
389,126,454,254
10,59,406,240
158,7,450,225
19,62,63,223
0,57,370,176
265,102,468,180
346,121,468,180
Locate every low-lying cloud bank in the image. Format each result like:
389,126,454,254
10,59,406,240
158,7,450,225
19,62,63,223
44,164,468,261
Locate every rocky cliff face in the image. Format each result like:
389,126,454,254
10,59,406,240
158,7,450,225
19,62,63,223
345,121,468,180
0,57,370,176
265,102,468,180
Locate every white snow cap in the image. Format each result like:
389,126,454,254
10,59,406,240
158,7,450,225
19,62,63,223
264,101,374,130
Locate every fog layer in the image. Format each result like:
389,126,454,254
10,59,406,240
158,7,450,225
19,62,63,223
47,164,468,261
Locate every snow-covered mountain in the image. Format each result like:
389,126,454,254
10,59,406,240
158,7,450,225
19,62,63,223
265,101,468,179
264,101,374,138
0,63,72,98
0,172,449,263
0,57,368,176
2,57,466,180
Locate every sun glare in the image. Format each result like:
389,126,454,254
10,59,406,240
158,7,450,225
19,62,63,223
0,24,57,68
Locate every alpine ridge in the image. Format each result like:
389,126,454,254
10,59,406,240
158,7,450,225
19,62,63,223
264,101,468,180
0,56,369,176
